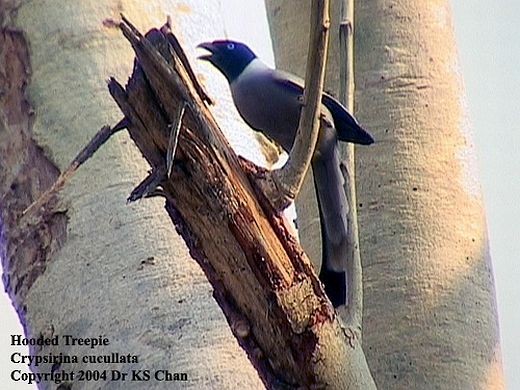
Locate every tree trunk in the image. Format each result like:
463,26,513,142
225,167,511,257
265,0,505,388
1,1,262,389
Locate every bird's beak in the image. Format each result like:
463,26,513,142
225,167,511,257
196,42,215,61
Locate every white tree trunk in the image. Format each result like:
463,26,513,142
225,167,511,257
355,1,504,388
1,1,263,389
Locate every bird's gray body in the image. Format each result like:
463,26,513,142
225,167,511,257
230,59,348,274
230,60,302,151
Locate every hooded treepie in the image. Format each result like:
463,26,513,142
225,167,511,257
198,40,374,307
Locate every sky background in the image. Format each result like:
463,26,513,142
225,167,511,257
1,0,518,388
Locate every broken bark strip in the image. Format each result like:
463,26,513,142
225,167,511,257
22,124,124,217
106,17,365,388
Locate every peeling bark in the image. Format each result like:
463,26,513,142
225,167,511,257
0,27,66,316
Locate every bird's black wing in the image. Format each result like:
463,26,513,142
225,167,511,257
320,93,374,145
272,70,374,145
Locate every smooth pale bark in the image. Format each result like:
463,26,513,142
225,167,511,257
355,2,504,388
266,0,504,389
1,1,263,389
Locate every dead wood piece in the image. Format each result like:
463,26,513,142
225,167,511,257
105,14,361,388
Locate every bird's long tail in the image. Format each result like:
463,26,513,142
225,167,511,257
312,140,349,307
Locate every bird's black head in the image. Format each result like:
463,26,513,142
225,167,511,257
197,40,257,83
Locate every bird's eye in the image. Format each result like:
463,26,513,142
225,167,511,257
227,43,235,50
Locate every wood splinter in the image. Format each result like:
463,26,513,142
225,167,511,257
166,101,186,178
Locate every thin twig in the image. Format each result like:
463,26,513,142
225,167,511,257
339,0,363,332
272,0,331,208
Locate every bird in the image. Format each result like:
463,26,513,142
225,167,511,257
197,40,374,307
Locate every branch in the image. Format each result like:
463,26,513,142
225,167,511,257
107,14,372,389
258,0,331,210
339,0,363,332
